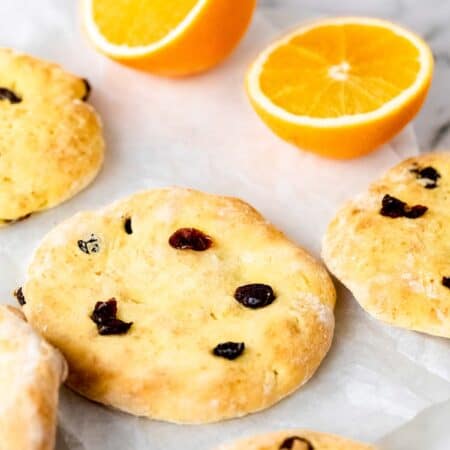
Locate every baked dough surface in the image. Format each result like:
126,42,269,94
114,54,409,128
323,152,450,338
0,48,104,224
215,429,375,450
0,305,67,450
24,188,335,423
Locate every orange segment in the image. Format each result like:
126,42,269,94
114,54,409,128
84,0,256,76
246,17,434,159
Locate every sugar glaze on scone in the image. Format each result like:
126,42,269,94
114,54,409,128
23,188,335,423
0,48,104,225
0,305,67,450
215,430,375,450
323,152,450,338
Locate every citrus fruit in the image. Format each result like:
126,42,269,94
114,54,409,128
246,17,434,159
83,0,256,76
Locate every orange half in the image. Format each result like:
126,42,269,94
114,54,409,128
246,17,434,159
84,0,256,76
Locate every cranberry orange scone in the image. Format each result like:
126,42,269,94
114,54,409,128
0,48,104,225
322,152,450,338
215,430,376,450
0,305,67,450
22,188,335,423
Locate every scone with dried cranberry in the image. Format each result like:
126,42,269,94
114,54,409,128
22,187,335,423
0,305,67,450
323,152,450,338
215,430,375,450
0,48,104,225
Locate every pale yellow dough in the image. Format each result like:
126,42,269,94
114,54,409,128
323,152,450,338
0,48,104,225
23,188,336,423
0,305,67,450
215,430,376,450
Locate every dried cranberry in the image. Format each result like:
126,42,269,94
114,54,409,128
404,205,428,219
78,235,100,254
411,166,441,189
380,195,407,218
90,299,132,336
169,228,212,251
98,319,132,336
380,194,427,219
124,217,133,235
81,78,91,101
213,342,245,360
91,299,117,325
442,277,450,289
0,87,21,104
14,287,26,306
279,436,314,450
234,284,275,309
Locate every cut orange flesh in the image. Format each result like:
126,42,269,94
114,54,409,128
246,17,434,159
84,0,256,76
92,0,198,47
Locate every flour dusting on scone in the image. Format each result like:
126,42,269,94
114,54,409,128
322,152,450,338
0,48,104,225
215,429,376,450
23,187,335,423
0,305,67,450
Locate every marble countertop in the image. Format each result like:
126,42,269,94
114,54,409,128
260,0,450,151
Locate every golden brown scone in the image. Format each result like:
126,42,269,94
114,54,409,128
322,152,450,338
215,430,375,450
0,305,67,450
0,48,104,225
23,187,336,423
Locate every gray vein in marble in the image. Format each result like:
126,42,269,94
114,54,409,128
431,121,450,148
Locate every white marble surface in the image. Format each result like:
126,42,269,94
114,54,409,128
259,0,450,151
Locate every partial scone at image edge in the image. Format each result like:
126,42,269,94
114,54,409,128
323,152,450,338
0,305,67,450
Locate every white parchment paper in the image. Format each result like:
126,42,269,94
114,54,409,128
0,1,449,449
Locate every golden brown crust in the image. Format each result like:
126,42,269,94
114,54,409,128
215,429,375,450
0,47,104,224
322,152,450,338
0,305,67,450
24,187,335,423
